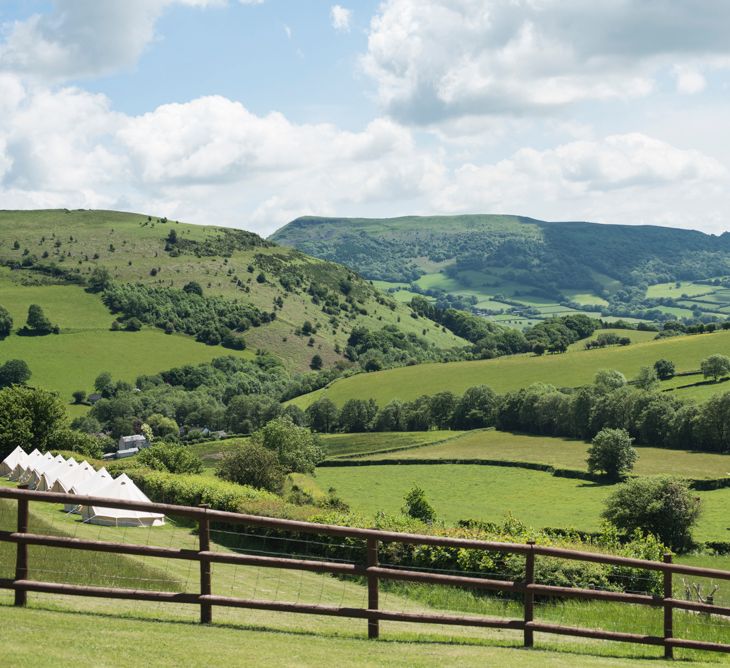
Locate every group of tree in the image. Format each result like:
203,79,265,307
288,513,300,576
0,303,58,337
100,282,270,348
216,416,324,493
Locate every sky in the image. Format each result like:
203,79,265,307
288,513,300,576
0,0,729,236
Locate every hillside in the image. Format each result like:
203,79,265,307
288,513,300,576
0,210,466,382
271,215,730,327
289,329,730,408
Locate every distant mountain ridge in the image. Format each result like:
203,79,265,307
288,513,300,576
270,214,730,295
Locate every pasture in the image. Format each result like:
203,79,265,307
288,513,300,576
290,330,730,408
352,429,730,481
320,430,460,459
315,464,730,543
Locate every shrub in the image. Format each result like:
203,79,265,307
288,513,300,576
587,428,637,480
137,443,203,474
602,477,701,551
217,442,285,493
51,429,104,459
402,486,436,523
72,390,87,405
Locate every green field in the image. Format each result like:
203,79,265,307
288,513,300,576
290,330,730,408
351,429,730,480
320,431,461,458
315,464,730,542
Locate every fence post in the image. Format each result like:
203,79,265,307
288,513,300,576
14,485,30,607
523,540,535,648
663,552,673,660
367,536,379,639
198,504,212,624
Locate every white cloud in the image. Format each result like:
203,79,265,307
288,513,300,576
284,25,292,39
331,5,352,33
362,0,730,124
433,133,729,233
673,65,706,95
0,0,233,83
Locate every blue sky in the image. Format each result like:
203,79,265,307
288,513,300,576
1,1,729,235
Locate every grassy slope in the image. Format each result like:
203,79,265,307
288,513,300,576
0,272,252,414
290,330,730,408
353,429,730,480
0,210,465,374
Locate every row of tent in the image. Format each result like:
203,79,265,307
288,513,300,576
1,446,165,527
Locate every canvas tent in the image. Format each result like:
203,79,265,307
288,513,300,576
67,467,113,513
18,452,56,486
1,446,28,476
37,457,78,492
81,474,165,527
27,454,66,489
10,449,45,481
52,461,95,495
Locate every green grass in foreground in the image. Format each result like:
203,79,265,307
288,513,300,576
315,464,730,542
355,429,730,480
290,330,730,409
7,606,729,668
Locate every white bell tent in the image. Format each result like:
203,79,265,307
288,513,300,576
37,457,78,492
27,454,66,489
81,474,165,527
66,467,113,513
19,452,56,486
9,449,42,481
52,461,95,495
1,446,28,476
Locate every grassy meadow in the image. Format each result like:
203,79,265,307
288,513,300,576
290,329,730,408
0,274,254,413
315,463,730,542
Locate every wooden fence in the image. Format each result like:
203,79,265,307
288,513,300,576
1,486,729,658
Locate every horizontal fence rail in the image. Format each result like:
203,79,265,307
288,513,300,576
0,487,729,659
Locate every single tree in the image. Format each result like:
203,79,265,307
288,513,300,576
0,359,31,388
305,397,339,433
602,477,701,551
182,281,203,296
72,390,87,405
250,416,324,474
700,354,730,382
402,486,436,523
587,428,637,480
634,366,659,391
25,304,54,335
594,369,627,393
87,266,112,293
309,354,323,370
653,359,675,381
0,305,13,338
216,442,285,493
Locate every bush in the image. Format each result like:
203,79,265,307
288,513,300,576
0,305,12,338
72,390,87,405
217,442,285,493
587,428,637,480
127,469,281,513
51,429,104,459
402,486,436,523
137,443,203,474
602,477,701,551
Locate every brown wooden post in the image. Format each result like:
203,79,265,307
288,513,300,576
14,485,30,607
198,504,212,624
367,536,379,639
663,553,673,660
523,540,535,648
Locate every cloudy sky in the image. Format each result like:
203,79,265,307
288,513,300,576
1,0,729,235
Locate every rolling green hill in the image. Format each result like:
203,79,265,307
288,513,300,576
271,214,730,326
0,210,466,385
289,329,730,408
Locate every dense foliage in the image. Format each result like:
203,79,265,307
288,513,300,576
217,442,285,493
586,428,637,480
602,477,702,550
102,282,269,347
